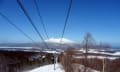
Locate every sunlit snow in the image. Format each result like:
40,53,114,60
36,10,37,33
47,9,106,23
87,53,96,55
24,64,64,72
45,38,75,43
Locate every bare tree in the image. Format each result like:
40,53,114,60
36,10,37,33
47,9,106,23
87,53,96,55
81,32,96,72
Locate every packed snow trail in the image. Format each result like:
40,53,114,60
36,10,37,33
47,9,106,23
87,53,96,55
23,63,100,72
24,64,64,72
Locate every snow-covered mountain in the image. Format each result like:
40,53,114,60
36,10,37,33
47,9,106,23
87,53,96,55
0,38,80,51
45,38,76,44
44,38,80,50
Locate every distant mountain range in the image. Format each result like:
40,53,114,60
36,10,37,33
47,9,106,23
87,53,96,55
0,38,79,51
0,38,119,51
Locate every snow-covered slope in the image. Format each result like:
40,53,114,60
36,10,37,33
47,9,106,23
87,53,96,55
73,49,120,60
24,64,64,72
79,49,120,56
23,63,100,72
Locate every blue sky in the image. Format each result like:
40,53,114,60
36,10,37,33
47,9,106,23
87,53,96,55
0,0,120,45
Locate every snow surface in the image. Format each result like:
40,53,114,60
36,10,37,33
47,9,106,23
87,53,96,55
24,64,64,72
112,52,120,55
73,55,118,60
77,49,120,60
43,50,60,54
0,47,35,49
45,38,75,43
79,48,120,56
24,63,100,72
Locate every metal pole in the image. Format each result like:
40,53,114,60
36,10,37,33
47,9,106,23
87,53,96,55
103,58,105,72
54,50,57,71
